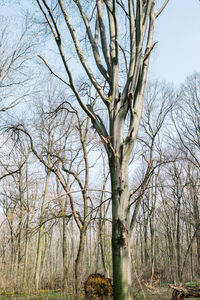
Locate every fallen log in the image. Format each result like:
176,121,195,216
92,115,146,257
169,284,200,299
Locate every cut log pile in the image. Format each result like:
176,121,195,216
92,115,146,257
169,284,200,299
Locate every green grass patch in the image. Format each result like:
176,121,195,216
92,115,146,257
0,290,85,299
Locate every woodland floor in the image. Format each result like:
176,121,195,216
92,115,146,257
0,287,170,299
0,286,199,299
0,290,78,300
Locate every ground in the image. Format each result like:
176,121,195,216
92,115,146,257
0,285,199,299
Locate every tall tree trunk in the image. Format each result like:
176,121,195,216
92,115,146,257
110,162,132,300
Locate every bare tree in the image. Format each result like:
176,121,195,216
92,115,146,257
172,74,200,278
32,1,170,298
0,18,34,113
0,18,34,180
129,80,173,282
10,81,102,292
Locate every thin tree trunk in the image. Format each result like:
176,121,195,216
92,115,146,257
144,216,149,267
15,202,23,288
99,168,109,277
100,225,109,277
70,219,75,292
150,169,160,283
176,197,181,282
34,169,50,290
62,215,68,289
23,164,30,288
14,168,24,289
193,195,200,276
75,229,86,294
139,221,144,265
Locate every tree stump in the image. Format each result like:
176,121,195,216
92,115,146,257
169,284,200,299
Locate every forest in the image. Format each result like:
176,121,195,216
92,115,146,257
0,1,200,300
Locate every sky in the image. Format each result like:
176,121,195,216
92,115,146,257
150,0,200,85
0,0,200,86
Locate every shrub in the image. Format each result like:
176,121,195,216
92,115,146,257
84,273,113,299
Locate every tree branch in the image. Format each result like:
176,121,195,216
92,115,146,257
58,0,108,103
156,0,170,18
38,55,71,87
73,0,109,82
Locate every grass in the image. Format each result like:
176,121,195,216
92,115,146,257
0,287,172,299
133,284,171,299
0,286,171,300
0,284,200,299
0,290,85,300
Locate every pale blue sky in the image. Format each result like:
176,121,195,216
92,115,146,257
150,0,200,85
1,0,200,86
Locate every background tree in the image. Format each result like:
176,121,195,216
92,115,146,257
0,18,34,113
10,80,106,293
172,73,200,278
